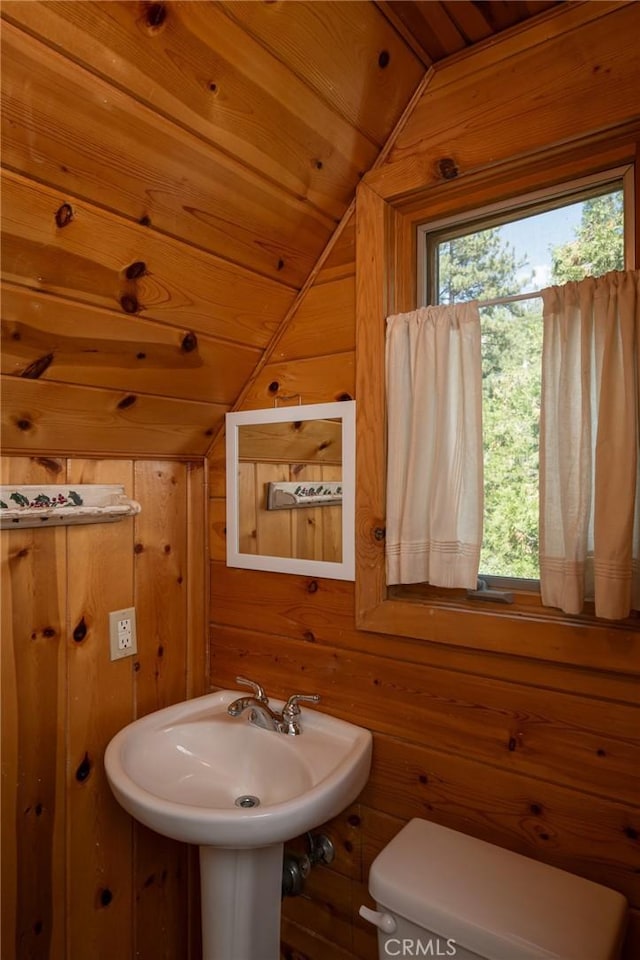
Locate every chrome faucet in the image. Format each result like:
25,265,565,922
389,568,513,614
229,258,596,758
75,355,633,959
227,695,282,731
227,676,320,735
278,692,322,735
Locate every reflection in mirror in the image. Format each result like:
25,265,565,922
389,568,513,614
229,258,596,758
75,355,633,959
226,402,355,580
238,418,343,562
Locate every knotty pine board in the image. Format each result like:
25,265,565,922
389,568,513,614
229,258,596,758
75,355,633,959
1,456,206,960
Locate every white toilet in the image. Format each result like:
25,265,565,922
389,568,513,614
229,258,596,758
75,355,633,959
360,819,627,960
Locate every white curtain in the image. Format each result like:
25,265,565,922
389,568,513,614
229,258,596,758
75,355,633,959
540,269,640,620
385,304,483,588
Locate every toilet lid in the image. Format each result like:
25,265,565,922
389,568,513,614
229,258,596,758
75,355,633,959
369,819,627,960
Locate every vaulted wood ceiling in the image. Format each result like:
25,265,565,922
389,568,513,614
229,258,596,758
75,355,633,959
1,0,561,458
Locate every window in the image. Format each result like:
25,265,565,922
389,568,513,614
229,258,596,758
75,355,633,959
417,169,632,589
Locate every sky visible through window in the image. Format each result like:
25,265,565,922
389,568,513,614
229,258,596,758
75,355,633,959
500,204,582,293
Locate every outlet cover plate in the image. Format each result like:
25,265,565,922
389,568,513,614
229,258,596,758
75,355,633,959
109,607,137,661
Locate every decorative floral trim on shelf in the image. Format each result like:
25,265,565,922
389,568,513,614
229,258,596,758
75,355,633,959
2,490,84,509
0,485,141,529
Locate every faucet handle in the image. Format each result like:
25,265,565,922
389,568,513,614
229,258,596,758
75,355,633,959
282,693,321,718
235,676,268,702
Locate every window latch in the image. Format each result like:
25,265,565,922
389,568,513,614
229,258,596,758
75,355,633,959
467,577,514,604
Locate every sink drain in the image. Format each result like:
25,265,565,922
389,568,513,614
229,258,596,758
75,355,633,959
234,795,260,808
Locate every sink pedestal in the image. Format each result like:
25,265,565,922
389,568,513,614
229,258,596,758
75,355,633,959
199,843,283,960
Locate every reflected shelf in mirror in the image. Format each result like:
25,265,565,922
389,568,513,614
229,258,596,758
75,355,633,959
225,401,355,580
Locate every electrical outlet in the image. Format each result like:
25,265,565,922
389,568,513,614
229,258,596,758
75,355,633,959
109,607,137,661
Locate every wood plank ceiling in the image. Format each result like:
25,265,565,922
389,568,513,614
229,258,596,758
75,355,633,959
0,0,561,457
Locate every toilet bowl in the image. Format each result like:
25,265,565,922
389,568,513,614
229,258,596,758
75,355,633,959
360,819,627,960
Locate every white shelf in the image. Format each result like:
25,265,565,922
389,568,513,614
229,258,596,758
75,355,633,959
0,484,141,529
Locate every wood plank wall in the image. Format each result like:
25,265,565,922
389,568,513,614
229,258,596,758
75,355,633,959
1,455,206,960
208,8,640,959
0,0,427,459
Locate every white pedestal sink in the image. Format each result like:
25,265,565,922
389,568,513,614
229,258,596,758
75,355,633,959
104,689,372,960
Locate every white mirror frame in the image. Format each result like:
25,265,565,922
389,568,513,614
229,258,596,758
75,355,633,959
225,400,355,580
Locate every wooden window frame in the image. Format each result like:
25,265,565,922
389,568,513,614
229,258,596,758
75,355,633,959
355,132,640,672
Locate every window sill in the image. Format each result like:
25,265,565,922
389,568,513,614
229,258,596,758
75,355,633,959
355,581,640,674
390,582,640,631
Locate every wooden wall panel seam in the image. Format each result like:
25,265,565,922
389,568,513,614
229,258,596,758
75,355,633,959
216,0,425,148
0,19,337,282
207,563,640,701
0,1,376,222
1,171,298,338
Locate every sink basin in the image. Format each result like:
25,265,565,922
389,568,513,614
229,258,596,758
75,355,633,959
104,689,372,848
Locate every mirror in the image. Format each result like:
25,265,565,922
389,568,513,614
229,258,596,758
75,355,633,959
226,401,355,580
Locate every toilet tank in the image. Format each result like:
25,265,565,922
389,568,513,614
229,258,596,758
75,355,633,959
367,819,627,960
